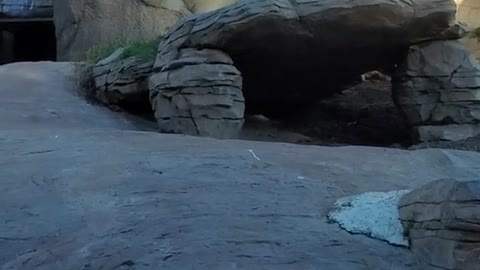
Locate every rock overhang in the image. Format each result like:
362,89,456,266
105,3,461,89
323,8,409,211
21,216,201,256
153,0,462,115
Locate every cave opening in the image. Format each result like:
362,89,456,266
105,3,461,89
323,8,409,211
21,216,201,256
0,18,56,65
240,70,413,148
223,26,413,148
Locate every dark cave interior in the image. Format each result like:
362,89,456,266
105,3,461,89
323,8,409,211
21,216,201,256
0,19,56,65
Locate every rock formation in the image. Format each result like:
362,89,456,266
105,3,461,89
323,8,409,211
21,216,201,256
456,0,480,57
398,179,480,270
393,40,480,142
92,48,153,108
88,0,480,141
53,0,186,61
145,0,462,138
53,0,240,61
149,48,245,138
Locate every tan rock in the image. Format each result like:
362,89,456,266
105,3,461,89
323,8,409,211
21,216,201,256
53,0,186,61
183,0,236,13
456,0,480,57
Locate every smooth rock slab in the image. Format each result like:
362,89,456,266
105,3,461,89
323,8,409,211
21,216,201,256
4,130,480,269
0,61,155,131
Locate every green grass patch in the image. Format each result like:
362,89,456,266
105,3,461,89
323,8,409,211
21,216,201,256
123,39,159,59
84,38,159,65
74,38,160,98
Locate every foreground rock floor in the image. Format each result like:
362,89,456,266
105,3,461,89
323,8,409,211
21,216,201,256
2,62,480,269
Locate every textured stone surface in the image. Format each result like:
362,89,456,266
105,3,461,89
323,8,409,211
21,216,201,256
0,61,156,131
393,40,480,142
149,48,245,138
153,0,460,116
183,0,236,13
399,179,480,270
0,0,52,18
92,49,154,107
5,62,480,269
456,0,480,57
53,0,185,61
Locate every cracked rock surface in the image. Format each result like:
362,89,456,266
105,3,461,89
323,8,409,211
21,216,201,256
399,178,480,270
149,48,245,138
393,40,480,142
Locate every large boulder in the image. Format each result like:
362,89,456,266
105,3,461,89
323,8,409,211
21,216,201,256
0,0,52,18
53,0,187,61
399,179,480,270
392,40,480,142
149,48,245,138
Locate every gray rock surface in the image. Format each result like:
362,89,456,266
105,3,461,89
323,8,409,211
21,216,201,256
0,61,155,131
4,62,480,269
53,0,186,61
398,179,480,270
0,0,52,18
149,48,245,138
93,49,154,107
393,40,480,142
153,0,460,117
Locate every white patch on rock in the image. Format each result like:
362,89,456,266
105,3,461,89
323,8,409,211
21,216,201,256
328,190,410,247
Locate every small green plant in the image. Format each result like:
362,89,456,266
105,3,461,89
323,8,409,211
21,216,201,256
84,40,125,65
123,39,159,59
74,37,160,98
84,38,159,64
